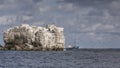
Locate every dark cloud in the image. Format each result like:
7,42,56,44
32,0,42,3
59,0,120,16
0,0,5,4
60,0,113,7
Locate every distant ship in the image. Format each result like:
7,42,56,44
66,45,79,50
66,37,80,50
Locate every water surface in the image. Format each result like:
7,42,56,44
0,50,120,68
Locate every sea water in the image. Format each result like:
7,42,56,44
0,49,120,68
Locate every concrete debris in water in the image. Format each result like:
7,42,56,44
4,24,65,51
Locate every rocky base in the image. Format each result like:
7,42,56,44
0,45,64,51
3,45,64,51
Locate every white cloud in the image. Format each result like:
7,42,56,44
0,4,16,10
81,23,115,32
36,2,51,13
79,23,116,41
0,15,16,25
103,25,114,30
110,1,120,10
22,15,33,21
58,3,74,11
39,6,51,12
32,21,45,26
86,32,102,40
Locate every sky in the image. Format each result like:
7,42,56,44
0,0,120,48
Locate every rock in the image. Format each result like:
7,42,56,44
14,45,23,50
24,43,34,50
4,24,65,51
4,44,14,50
0,44,3,50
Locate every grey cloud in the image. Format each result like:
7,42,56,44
32,0,42,3
0,0,40,16
60,0,120,16
58,0,120,47
60,0,113,7
0,0,119,48
0,0,5,4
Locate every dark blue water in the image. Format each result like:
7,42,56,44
0,50,120,68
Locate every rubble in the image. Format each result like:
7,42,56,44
3,24,65,51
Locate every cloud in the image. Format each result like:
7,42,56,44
0,0,119,47
56,0,120,47
81,23,115,32
58,3,75,11
32,0,42,3
0,15,17,25
61,0,113,8
60,0,120,16
22,15,33,21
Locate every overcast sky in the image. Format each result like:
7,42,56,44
0,0,120,48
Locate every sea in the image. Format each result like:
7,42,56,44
0,49,120,68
